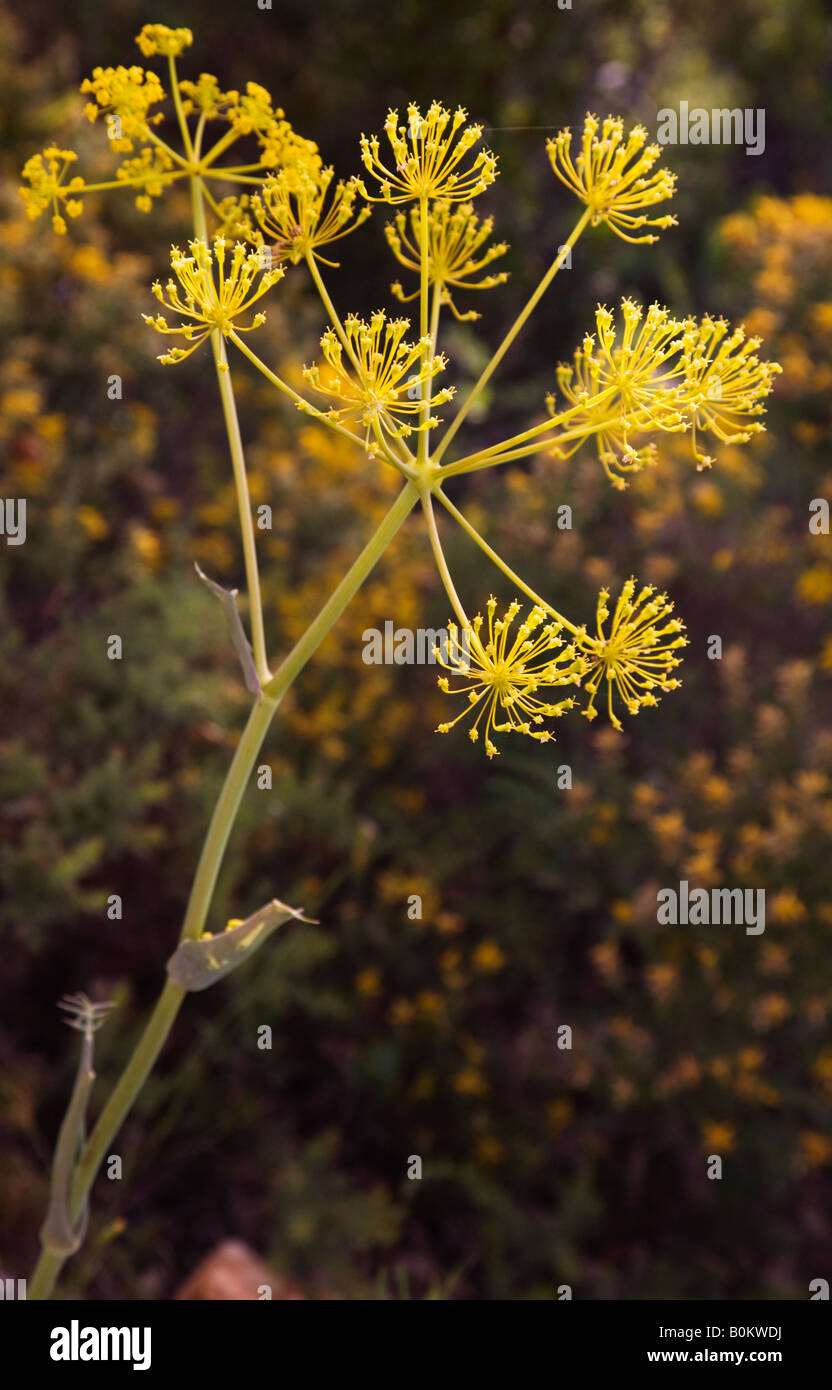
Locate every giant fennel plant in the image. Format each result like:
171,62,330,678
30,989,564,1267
19,24,780,1298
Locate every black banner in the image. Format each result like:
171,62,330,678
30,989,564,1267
2,1298,827,1379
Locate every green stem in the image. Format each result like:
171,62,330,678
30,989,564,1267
434,487,579,636
167,55,194,162
229,332,415,481
305,252,359,372
434,207,592,462
191,179,271,685
429,282,442,358
204,173,270,185
440,388,618,478
228,332,363,449
421,490,469,627
199,126,240,169
145,126,191,170
214,338,271,684
263,482,420,700
178,695,280,942
440,413,620,479
27,482,419,1300
29,977,185,1301
193,113,207,163
77,173,188,195
417,196,430,464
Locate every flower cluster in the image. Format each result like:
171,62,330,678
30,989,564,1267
81,64,167,148
252,166,370,265
434,599,586,757
176,76,321,173
18,27,322,233
135,23,193,58
115,145,176,213
228,83,321,171
680,316,782,468
547,113,677,243
143,238,282,363
386,200,509,320
20,21,783,758
302,311,454,441
551,300,691,485
18,147,85,234
550,299,780,486
575,579,688,731
357,102,497,203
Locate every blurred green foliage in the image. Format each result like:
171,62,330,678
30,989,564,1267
1,0,832,1300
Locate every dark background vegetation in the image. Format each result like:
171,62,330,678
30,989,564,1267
2,0,832,1298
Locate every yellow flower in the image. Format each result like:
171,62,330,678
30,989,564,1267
737,1047,764,1071
129,523,161,570
416,990,445,1020
797,564,832,604
178,73,228,119
252,166,370,266
701,1121,736,1152
769,890,807,925
177,75,321,176
2,387,41,418
546,1098,573,1132
812,1049,832,1084
70,244,110,282
679,315,782,468
389,998,415,1026
576,578,687,731
551,300,781,484
135,24,193,57
81,65,166,147
547,113,677,243
552,299,690,487
472,940,506,973
799,1131,832,1168
302,310,453,442
592,941,622,982
474,1135,504,1164
751,994,790,1031
453,1067,489,1095
385,199,509,320
210,195,261,243
225,82,282,136
226,83,321,173
646,962,678,1002
357,101,497,204
144,237,283,363
116,145,176,211
435,597,586,757
19,148,85,233
76,505,109,541
355,967,383,997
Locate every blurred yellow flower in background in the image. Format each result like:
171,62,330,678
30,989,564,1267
701,1121,736,1152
